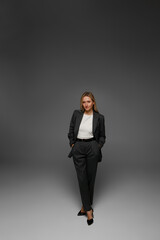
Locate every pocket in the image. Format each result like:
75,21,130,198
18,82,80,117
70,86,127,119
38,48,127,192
71,142,77,153
72,142,76,149
92,141,100,154
95,141,100,149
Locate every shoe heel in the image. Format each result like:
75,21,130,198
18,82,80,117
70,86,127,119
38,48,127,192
77,210,86,216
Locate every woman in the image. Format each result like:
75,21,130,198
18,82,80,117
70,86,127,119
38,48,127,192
68,91,106,225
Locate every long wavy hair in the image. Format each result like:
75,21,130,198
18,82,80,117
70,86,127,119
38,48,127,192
80,91,99,113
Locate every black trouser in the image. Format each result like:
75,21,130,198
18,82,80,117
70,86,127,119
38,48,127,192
72,139,100,211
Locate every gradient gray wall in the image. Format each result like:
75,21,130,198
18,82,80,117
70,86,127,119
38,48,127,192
1,1,160,239
1,1,160,167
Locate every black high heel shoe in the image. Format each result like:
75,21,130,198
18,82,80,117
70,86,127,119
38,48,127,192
87,208,94,225
77,207,94,216
77,210,87,216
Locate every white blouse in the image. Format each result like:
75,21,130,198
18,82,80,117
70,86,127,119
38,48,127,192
77,113,94,139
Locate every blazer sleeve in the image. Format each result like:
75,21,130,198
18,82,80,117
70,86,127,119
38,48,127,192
98,115,106,148
68,110,76,147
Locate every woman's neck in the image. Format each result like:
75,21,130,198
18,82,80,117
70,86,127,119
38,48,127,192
84,109,93,115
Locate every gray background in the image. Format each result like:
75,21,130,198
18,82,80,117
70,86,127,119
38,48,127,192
1,0,160,239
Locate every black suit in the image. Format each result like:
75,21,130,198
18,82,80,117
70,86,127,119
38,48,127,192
67,109,106,211
67,109,106,162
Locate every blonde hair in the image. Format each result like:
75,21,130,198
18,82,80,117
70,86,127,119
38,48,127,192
80,91,99,113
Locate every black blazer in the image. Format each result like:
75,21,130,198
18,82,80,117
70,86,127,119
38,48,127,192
67,109,106,162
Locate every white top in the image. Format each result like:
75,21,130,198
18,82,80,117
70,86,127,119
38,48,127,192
77,113,94,139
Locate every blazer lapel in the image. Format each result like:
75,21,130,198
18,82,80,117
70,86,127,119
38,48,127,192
93,110,99,134
75,111,83,137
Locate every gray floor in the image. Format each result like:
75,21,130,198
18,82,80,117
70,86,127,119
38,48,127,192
0,163,160,240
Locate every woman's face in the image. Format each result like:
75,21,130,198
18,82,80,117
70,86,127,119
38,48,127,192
82,96,94,112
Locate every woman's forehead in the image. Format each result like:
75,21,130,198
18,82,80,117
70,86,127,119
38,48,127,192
82,96,92,101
